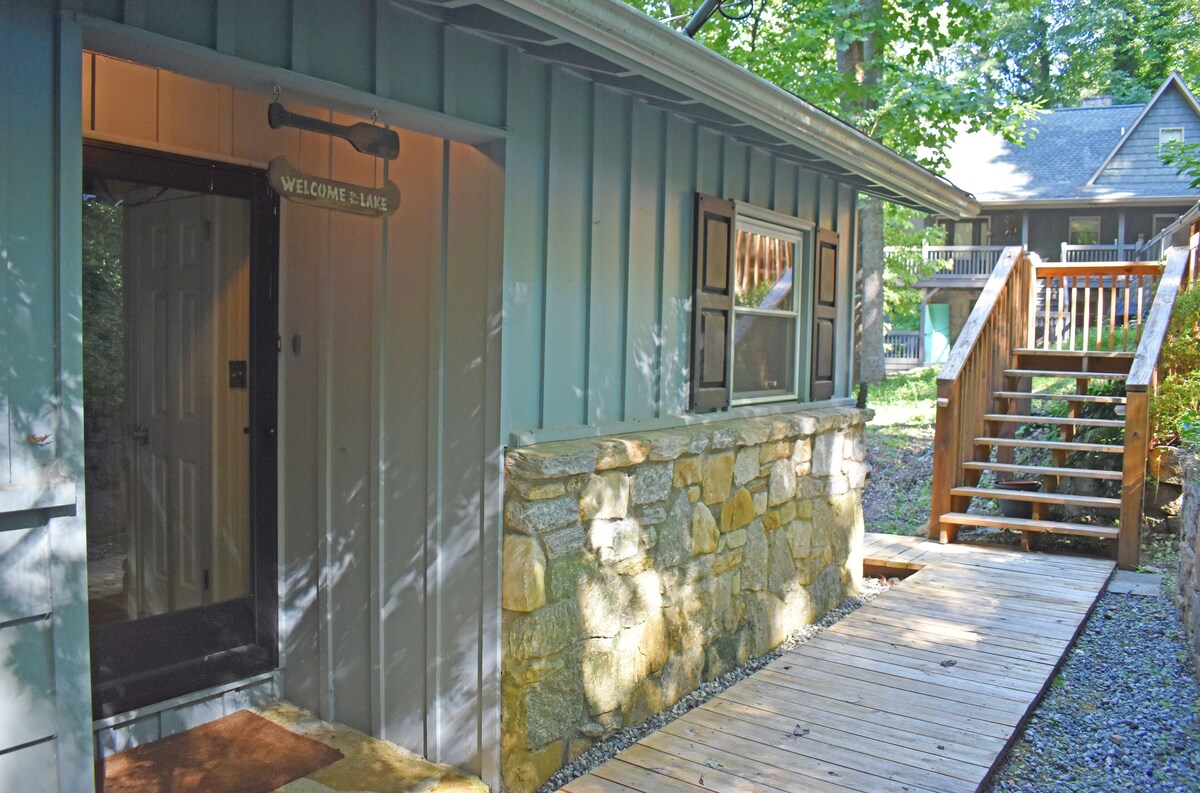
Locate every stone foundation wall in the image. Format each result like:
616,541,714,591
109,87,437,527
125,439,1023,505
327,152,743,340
1175,453,1200,680
499,407,869,792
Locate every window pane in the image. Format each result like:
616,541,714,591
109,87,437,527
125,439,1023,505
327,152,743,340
1160,127,1184,145
1069,217,1099,245
952,222,972,246
734,229,794,309
733,314,795,396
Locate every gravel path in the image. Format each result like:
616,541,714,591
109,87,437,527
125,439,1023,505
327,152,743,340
988,582,1200,793
539,579,890,793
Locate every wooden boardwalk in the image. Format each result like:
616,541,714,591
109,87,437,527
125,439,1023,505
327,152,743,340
560,533,1114,793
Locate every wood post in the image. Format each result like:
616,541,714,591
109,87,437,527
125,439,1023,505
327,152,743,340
1119,390,1149,569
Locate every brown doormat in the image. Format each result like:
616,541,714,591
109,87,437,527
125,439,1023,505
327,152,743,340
103,710,344,793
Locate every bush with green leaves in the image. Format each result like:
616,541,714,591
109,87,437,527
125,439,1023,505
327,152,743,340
1151,281,1200,447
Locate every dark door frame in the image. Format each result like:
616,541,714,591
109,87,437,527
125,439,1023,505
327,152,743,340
83,140,280,718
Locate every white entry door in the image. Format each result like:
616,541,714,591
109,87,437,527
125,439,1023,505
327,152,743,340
125,194,217,617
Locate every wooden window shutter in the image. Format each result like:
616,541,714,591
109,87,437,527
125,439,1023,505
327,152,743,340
810,228,840,401
690,193,736,411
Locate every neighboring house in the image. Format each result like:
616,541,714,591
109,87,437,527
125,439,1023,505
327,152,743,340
911,72,1200,363
0,2,976,792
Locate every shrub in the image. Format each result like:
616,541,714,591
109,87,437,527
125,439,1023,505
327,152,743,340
1151,281,1200,446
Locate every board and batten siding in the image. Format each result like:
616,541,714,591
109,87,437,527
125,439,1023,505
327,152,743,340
502,60,857,442
75,49,504,781
1095,85,1200,189
0,2,92,791
4,2,863,790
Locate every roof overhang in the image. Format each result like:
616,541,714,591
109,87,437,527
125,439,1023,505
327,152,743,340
392,0,980,217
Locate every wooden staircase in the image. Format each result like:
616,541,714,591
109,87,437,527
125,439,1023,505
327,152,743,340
938,348,1133,547
930,242,1199,569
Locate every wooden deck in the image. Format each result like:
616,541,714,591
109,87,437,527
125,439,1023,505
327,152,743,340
560,533,1114,793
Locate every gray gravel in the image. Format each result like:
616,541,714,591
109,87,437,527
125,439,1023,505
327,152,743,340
540,578,891,793
988,583,1200,793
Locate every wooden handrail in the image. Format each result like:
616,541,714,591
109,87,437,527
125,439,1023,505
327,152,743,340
1035,262,1161,278
1127,247,1192,391
930,247,1035,543
1118,243,1195,568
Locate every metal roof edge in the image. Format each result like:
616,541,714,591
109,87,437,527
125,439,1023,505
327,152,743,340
973,195,1198,210
488,0,980,217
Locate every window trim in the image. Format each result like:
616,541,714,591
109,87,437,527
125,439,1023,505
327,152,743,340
729,203,815,406
1160,127,1185,146
1068,215,1101,246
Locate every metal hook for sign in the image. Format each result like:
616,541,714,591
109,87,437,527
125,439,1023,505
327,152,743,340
273,84,281,100
371,109,379,125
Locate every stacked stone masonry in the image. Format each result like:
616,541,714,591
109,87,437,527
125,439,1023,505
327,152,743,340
499,407,869,793
1176,453,1200,681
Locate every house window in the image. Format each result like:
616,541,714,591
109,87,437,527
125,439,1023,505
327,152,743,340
1160,127,1185,146
731,215,808,401
690,195,835,412
1153,213,1177,236
1068,216,1101,245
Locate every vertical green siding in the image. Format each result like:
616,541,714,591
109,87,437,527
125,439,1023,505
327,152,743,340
444,27,506,128
540,68,592,428
659,113,697,417
501,44,862,439
624,101,665,421
586,85,631,425
500,54,549,436
143,0,218,49
379,5,444,112
291,0,374,90
228,0,292,68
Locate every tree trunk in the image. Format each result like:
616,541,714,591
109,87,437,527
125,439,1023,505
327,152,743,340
859,194,886,385
837,0,886,393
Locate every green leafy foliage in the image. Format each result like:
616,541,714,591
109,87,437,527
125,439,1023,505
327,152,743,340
82,198,124,410
1161,140,1200,190
1152,282,1200,445
884,204,946,328
986,0,1200,108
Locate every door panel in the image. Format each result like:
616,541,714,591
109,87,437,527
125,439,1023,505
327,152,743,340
128,195,216,616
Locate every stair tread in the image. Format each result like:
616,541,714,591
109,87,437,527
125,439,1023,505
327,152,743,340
951,486,1121,508
1013,348,1136,359
994,391,1127,404
975,437,1124,453
939,512,1120,538
984,413,1125,428
1005,369,1129,379
961,461,1122,480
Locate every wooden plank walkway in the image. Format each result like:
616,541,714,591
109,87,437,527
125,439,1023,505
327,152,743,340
560,533,1114,793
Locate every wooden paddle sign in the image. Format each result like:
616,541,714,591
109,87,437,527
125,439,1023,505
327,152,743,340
268,156,400,218
268,101,399,160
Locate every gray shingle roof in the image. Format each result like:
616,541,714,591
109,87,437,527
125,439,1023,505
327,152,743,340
944,84,1200,203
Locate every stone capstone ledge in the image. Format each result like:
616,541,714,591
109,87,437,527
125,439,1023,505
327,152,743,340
499,407,869,793
1176,453,1200,681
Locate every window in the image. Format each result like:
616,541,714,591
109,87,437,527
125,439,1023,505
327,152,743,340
690,194,835,411
1160,127,1185,146
731,216,808,401
1068,216,1100,245
1153,213,1177,236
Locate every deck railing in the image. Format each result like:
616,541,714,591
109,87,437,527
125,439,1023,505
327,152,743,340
1061,243,1141,263
1120,239,1197,566
1030,262,1161,351
884,330,921,371
922,244,1008,278
930,247,1035,543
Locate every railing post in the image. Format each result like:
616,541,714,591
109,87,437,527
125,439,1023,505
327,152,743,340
1120,390,1149,569
930,382,959,543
